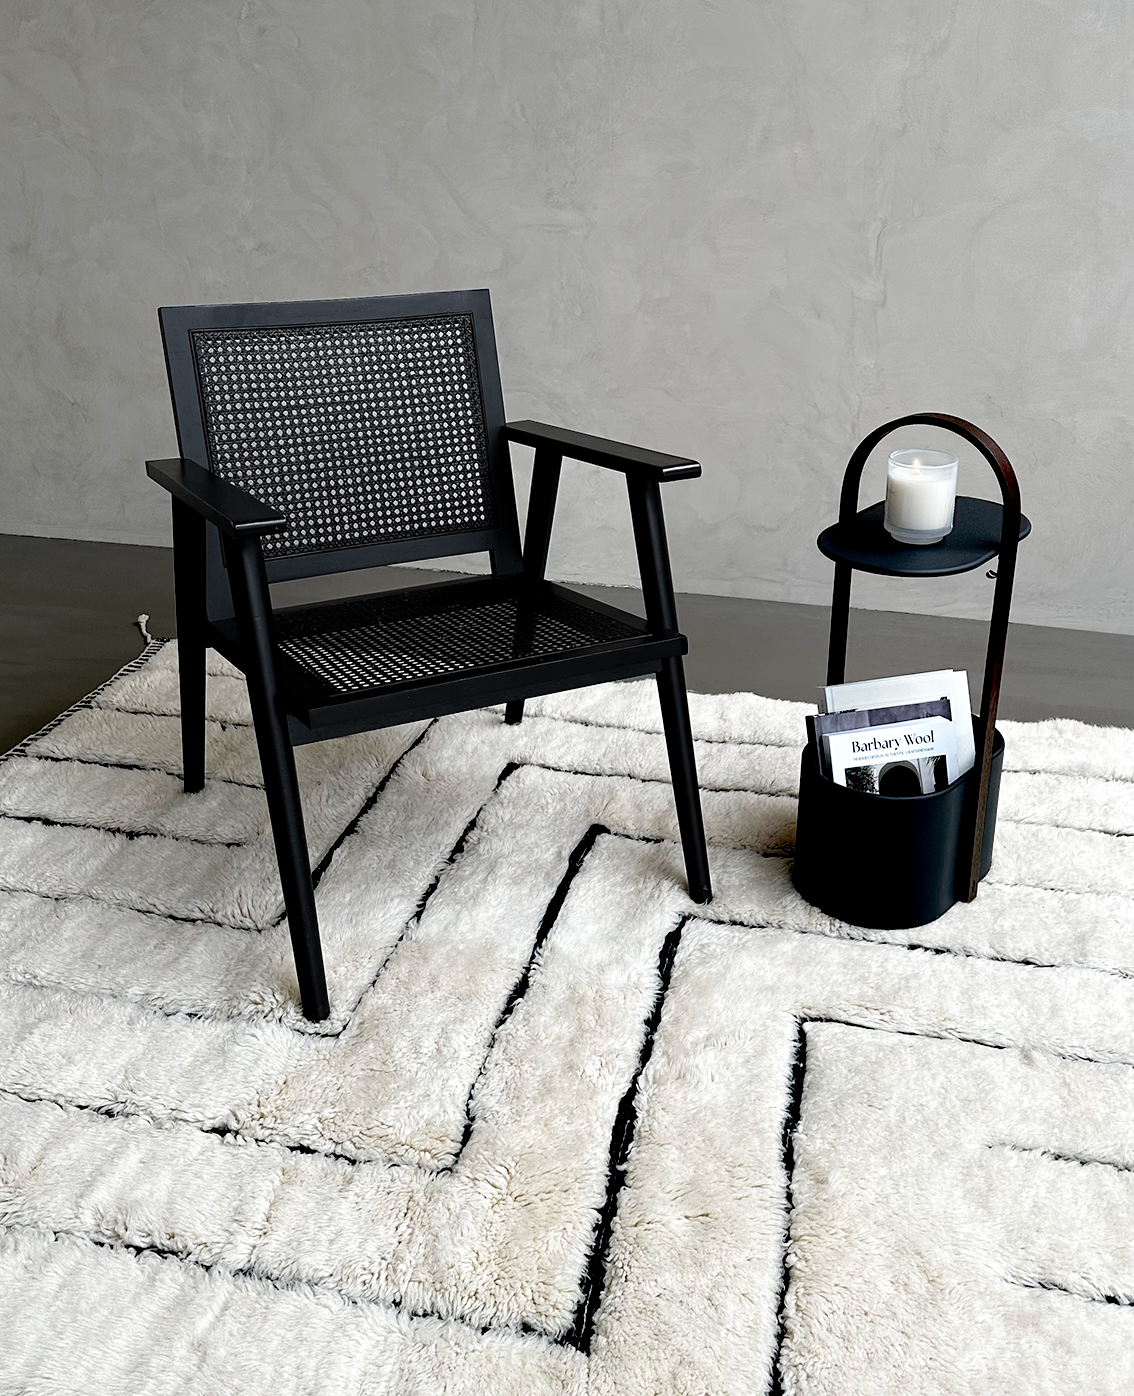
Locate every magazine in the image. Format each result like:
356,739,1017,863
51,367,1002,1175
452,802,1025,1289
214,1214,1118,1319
807,698,959,795
819,669,974,775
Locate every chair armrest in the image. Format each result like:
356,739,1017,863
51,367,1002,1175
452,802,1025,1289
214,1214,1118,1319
503,420,701,483
146,458,287,538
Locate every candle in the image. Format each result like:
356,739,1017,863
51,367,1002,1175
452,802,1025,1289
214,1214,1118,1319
884,449,958,545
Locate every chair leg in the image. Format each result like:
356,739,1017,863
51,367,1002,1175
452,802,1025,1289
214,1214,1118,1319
178,639,207,794
171,499,207,794
224,533,330,1022
503,447,562,732
656,657,712,904
253,715,330,1022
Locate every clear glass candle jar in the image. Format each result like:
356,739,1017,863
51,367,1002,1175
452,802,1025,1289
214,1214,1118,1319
884,449,958,545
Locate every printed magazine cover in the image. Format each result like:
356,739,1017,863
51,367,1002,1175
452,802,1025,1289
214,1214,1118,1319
807,698,959,795
819,669,975,775
827,718,958,794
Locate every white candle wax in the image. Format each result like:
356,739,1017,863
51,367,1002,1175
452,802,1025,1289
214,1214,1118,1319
884,449,958,545
887,468,953,529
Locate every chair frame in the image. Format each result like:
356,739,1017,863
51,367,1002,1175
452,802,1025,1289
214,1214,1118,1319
147,291,712,1021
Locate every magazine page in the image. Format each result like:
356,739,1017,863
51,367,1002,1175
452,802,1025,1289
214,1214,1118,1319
825,715,959,795
808,698,952,779
820,669,974,774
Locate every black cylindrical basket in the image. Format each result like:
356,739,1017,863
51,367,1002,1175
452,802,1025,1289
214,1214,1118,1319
793,720,1004,929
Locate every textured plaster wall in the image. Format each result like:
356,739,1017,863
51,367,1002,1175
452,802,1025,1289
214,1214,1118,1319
3,0,1133,631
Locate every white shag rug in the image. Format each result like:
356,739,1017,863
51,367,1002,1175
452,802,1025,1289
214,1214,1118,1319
1,641,1133,1395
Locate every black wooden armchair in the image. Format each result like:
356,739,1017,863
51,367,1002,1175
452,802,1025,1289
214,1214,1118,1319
148,290,711,1020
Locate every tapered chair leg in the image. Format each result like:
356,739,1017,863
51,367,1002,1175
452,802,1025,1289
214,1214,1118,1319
225,534,330,1022
172,499,207,793
251,714,330,1021
656,657,712,904
503,446,562,733
178,640,207,794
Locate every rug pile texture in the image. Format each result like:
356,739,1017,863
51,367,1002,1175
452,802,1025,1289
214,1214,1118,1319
1,641,1133,1394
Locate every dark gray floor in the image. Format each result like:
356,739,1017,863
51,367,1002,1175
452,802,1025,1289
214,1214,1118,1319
3,531,1133,754
0,534,178,755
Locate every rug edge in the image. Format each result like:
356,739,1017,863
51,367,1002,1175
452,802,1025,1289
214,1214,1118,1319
1,638,169,763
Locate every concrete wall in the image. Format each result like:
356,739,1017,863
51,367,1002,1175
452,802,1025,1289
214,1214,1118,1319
3,0,1132,632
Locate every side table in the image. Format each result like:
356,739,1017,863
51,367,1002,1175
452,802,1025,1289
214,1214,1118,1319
792,413,1032,928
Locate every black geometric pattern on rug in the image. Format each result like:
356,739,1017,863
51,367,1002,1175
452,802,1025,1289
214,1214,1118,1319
5,646,1134,1378
765,1015,1134,1396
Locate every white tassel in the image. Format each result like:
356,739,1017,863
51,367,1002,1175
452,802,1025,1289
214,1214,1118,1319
134,613,155,645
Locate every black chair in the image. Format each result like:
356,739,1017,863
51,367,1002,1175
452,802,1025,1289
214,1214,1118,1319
147,290,712,1020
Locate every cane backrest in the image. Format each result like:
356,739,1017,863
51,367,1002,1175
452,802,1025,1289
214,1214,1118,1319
159,291,522,607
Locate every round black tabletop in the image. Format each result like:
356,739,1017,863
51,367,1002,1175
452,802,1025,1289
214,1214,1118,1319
817,497,1032,578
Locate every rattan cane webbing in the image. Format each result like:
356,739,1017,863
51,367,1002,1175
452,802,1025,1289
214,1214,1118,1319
190,315,496,560
274,587,641,694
